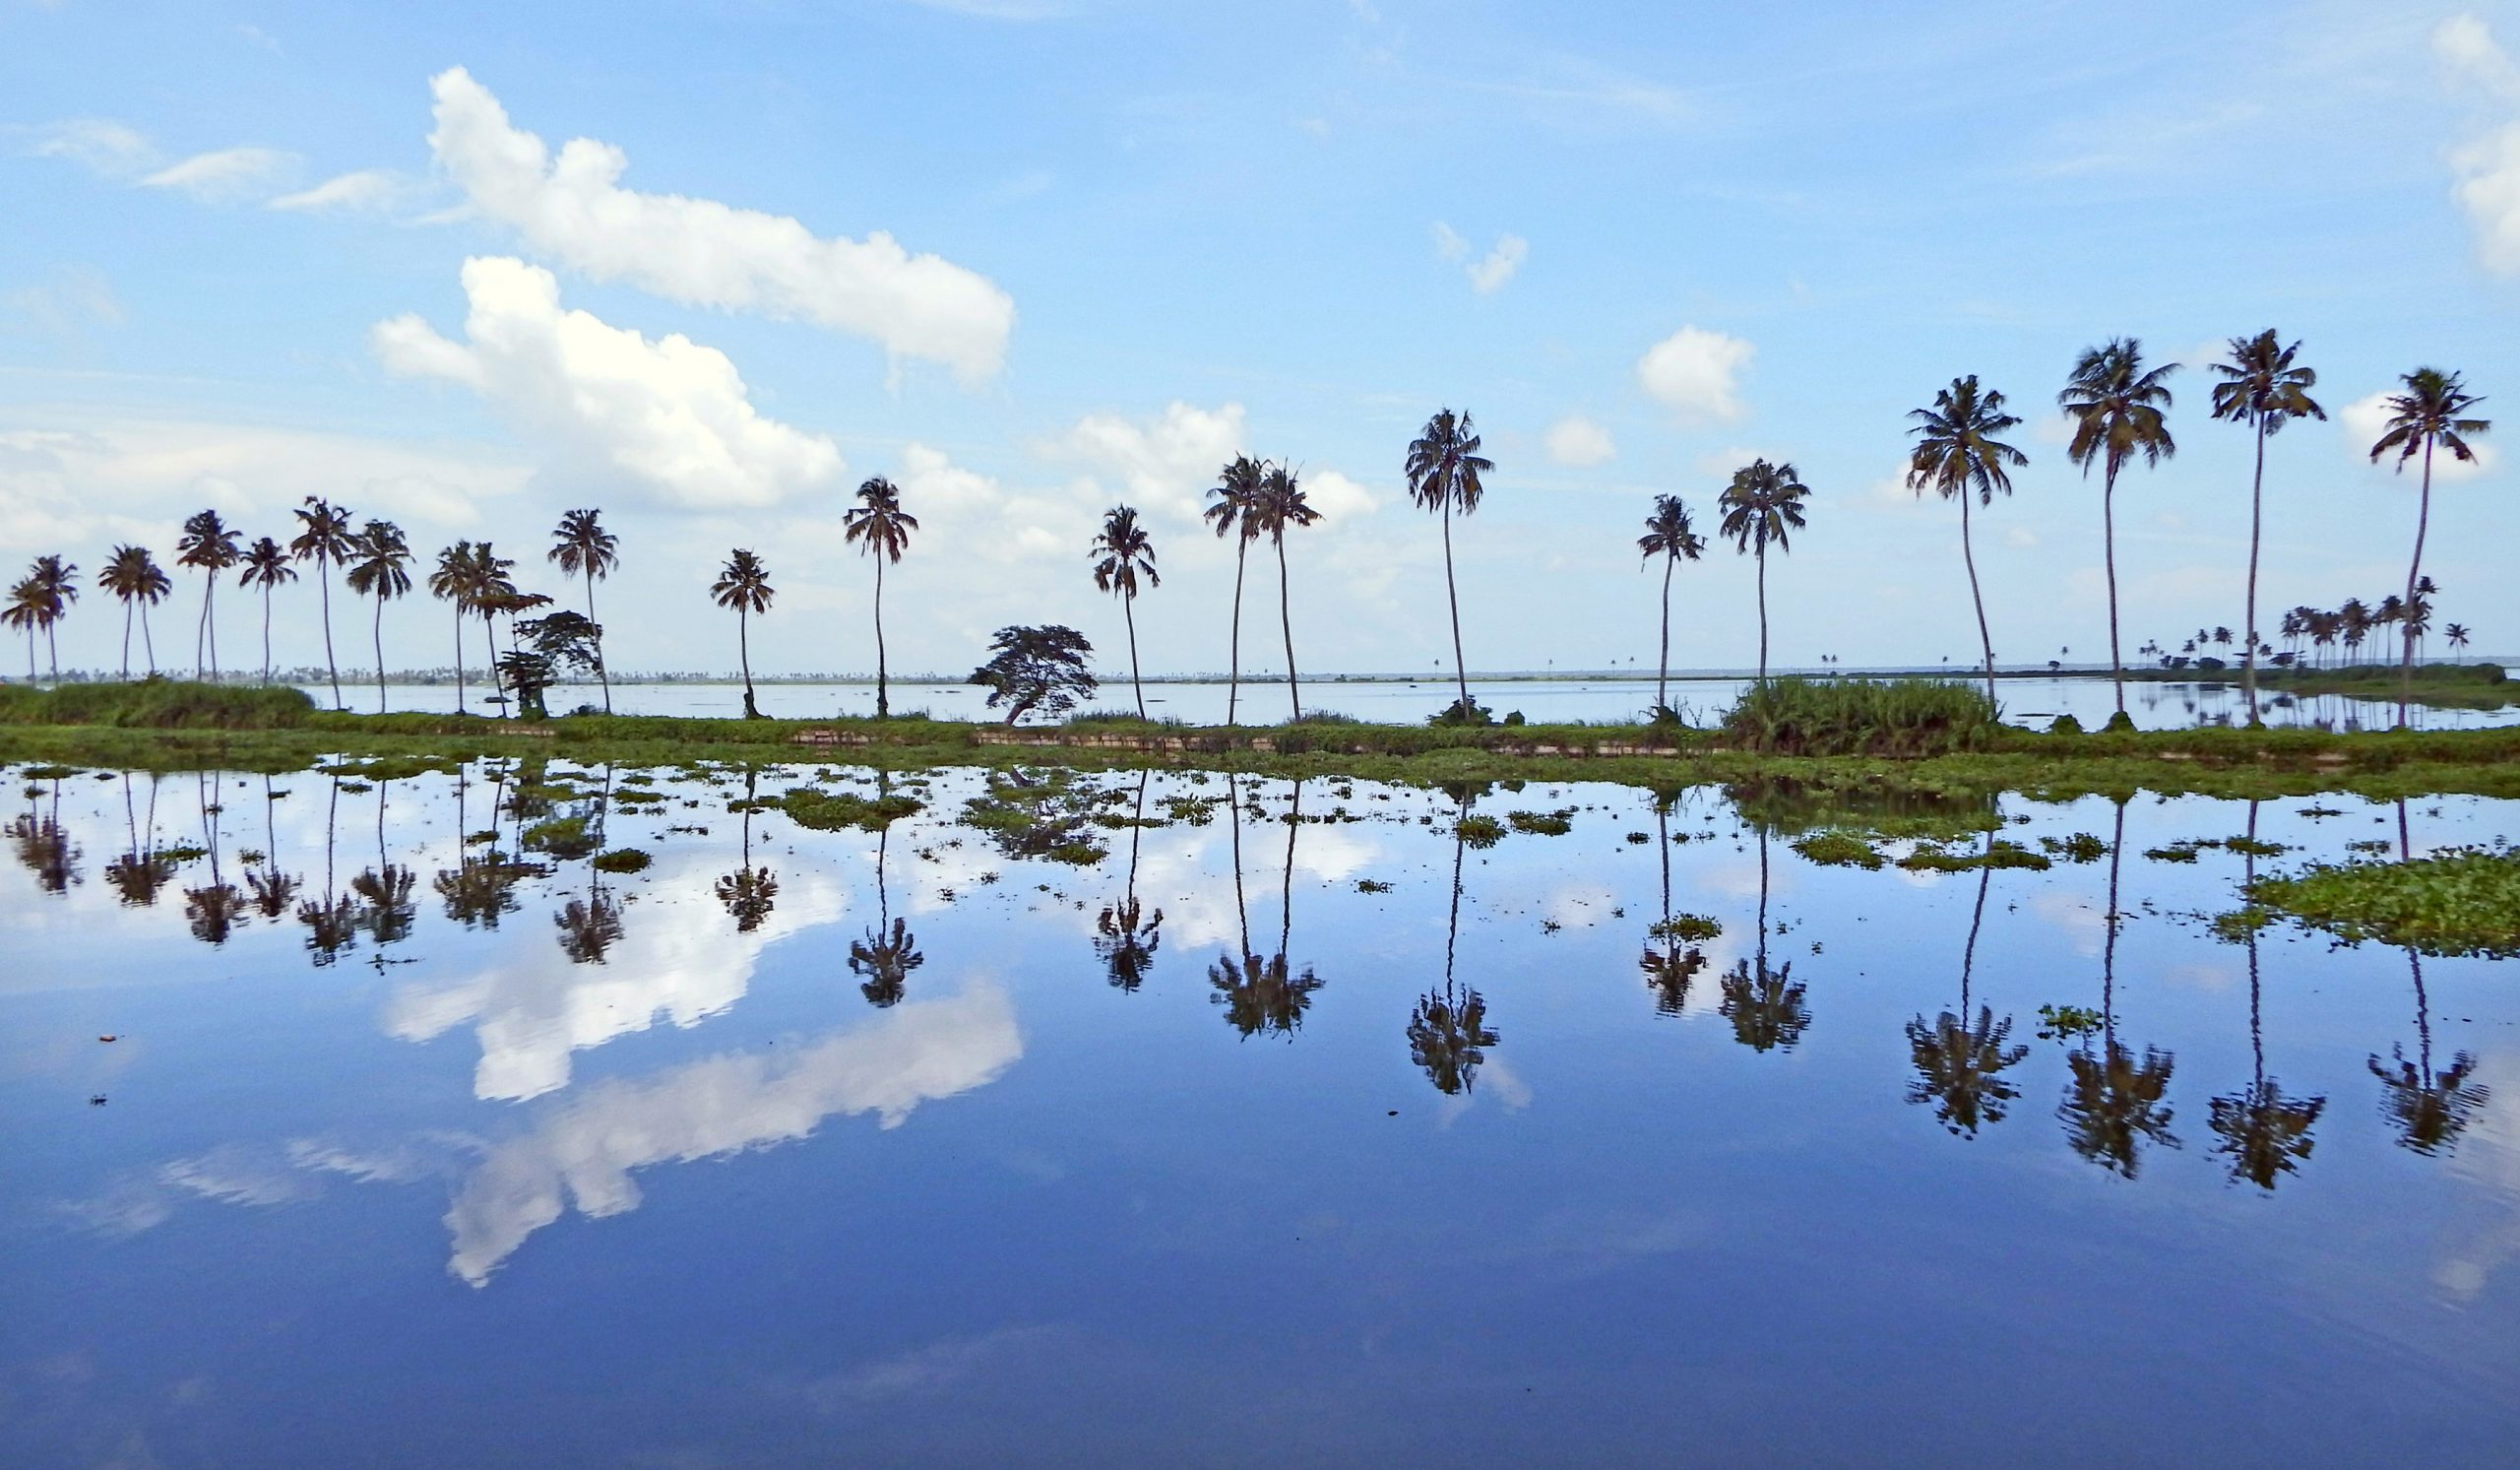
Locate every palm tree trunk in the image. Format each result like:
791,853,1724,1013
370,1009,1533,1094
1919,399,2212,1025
1280,777,1300,956
451,605,467,715
140,599,155,675
1226,537,1247,726
1276,532,1299,722
2399,439,2431,730
587,572,610,714
1440,497,1469,714
1755,544,1769,685
1959,489,1995,706
46,619,58,680
120,599,133,680
2104,458,2124,719
2242,417,2268,726
373,594,388,713
1657,553,1673,713
1123,590,1145,719
261,583,274,684
738,606,759,719
481,614,499,718
196,573,212,680
872,554,889,719
320,560,343,709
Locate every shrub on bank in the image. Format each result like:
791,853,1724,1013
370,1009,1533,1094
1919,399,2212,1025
1722,677,1998,757
0,679,317,729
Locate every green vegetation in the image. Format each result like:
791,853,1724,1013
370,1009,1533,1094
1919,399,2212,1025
1506,807,1575,835
2245,846,2520,959
1721,677,1998,757
779,787,923,832
1792,832,1885,869
1455,813,1506,849
1649,914,1723,943
0,679,317,729
2040,832,2110,863
591,848,652,874
1899,839,2050,873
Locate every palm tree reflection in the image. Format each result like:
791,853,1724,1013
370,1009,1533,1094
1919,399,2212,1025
2059,799,2178,1177
1095,768,1164,991
1721,826,1807,1053
351,777,417,964
7,770,80,895
1212,777,1323,1040
437,764,544,930
2366,800,2487,1154
106,772,176,907
182,770,244,945
2209,800,2324,1188
848,778,921,1006
1905,836,2028,1136
1640,787,1709,1016
243,773,298,920
1407,785,1496,1090
715,765,780,932
295,774,359,965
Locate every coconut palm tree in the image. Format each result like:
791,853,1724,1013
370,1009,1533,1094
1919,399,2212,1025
174,509,241,681
2210,332,2325,722
290,497,358,709
1253,462,1320,721
1907,375,2028,706
843,478,918,719
1716,459,1811,686
2,576,39,680
426,541,479,714
711,548,774,719
22,555,78,680
344,521,411,713
236,537,296,684
2447,622,2472,661
463,543,520,713
1636,494,1705,718
1089,505,1160,719
545,508,618,713
95,544,171,679
1202,455,1268,725
2367,367,2489,729
1404,408,1494,720
2059,339,2177,723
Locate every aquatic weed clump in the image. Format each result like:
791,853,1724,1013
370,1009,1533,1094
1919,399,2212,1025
591,848,653,874
1721,677,1998,757
780,787,923,832
2246,846,2520,958
1792,832,1885,869
1898,839,2051,873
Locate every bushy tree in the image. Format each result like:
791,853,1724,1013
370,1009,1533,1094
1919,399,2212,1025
971,624,1098,725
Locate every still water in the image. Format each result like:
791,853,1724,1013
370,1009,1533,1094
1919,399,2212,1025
5,758,2516,1466
301,672,2520,731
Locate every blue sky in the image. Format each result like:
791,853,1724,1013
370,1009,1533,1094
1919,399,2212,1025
3,0,2515,679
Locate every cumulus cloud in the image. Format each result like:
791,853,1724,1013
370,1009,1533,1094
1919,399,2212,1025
1049,401,1246,521
140,147,298,202
2438,15,2520,274
1636,326,1753,422
371,256,846,511
1544,415,1615,468
427,67,1015,380
2341,388,2499,481
1298,469,1380,526
271,167,423,214
1430,222,1527,292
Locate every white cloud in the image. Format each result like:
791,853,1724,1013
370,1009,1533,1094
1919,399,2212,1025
427,67,1015,381
2340,389,2499,482
139,147,297,202
2,264,125,343
1431,221,1469,261
1049,401,1246,521
2439,16,2520,274
1544,415,1615,468
1298,469,1380,526
23,118,156,175
371,255,846,511
1466,234,1528,293
1636,326,1753,422
271,167,422,214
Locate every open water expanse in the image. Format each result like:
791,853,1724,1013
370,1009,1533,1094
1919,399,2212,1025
298,671,2520,731
5,757,2517,1466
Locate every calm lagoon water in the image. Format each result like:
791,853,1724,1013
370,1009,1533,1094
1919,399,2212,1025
304,671,2520,731
5,758,2517,1466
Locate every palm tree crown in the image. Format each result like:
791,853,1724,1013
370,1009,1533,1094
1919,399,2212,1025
2060,339,2176,723
1405,408,1494,718
2209,330,2324,433
1907,375,2027,704
1252,462,1320,721
711,548,775,614
546,507,618,712
1204,454,1269,724
1091,504,1160,719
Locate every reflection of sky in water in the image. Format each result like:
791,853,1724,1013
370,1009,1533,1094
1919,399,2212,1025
4,766,2518,1466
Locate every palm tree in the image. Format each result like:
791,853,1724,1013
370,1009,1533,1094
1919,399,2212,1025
290,497,358,709
464,543,520,713
1253,462,1320,721
426,541,478,714
546,508,619,713
1907,375,2028,706
1716,459,1811,685
1089,505,1160,719
2367,367,2489,728
95,544,171,679
2210,332,2325,722
2447,622,2471,661
1636,494,1705,718
174,509,241,681
2,577,39,680
1404,408,1494,719
843,478,918,719
23,555,78,680
2059,339,2176,723
236,537,296,684
344,521,411,713
711,548,774,719
1203,455,1268,725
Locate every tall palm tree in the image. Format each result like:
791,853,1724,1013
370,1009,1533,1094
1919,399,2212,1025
2059,339,2177,722
237,537,296,684
1203,455,1268,725
27,555,78,680
2367,367,2489,729
1089,505,1160,719
95,544,171,679
2,577,39,680
1907,375,2028,706
290,496,358,709
843,478,918,719
427,540,478,714
2210,332,2324,723
1716,459,1811,685
464,543,520,713
344,521,411,713
711,548,774,719
2446,622,2471,661
1405,409,1494,719
1253,462,1320,721
546,508,619,713
174,509,240,681
1636,494,1705,717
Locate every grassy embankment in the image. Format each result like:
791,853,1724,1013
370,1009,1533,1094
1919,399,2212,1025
5,676,2520,800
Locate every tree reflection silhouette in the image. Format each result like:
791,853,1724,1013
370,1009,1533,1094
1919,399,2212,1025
437,764,545,930
849,776,922,1006
1212,777,1323,1039
7,771,80,895
105,772,176,906
182,770,244,945
2058,799,2178,1177
1639,787,1709,1016
2209,800,2324,1189
351,777,417,964
1905,837,2028,1135
716,765,780,933
1720,826,1807,1053
243,774,298,920
1407,785,1496,1089
2366,800,2487,1154
295,774,359,965
1094,768,1164,991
